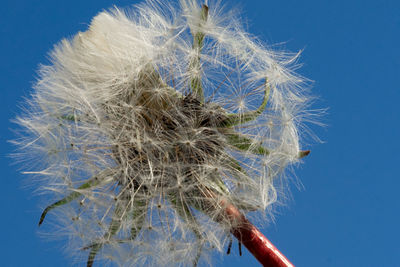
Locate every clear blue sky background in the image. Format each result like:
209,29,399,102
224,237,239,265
1,0,399,266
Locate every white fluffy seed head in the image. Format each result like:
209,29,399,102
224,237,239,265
14,0,313,265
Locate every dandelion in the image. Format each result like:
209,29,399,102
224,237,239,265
13,0,313,266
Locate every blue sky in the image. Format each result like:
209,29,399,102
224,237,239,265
1,0,399,266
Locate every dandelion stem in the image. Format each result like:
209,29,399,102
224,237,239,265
219,198,294,267
197,188,294,266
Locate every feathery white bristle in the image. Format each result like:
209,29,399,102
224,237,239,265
13,0,314,266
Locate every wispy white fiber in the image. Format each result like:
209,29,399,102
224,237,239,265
13,0,314,266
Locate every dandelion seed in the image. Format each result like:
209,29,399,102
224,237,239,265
13,0,315,266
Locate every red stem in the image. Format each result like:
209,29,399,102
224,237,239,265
221,200,294,267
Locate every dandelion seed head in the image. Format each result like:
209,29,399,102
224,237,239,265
13,0,315,266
